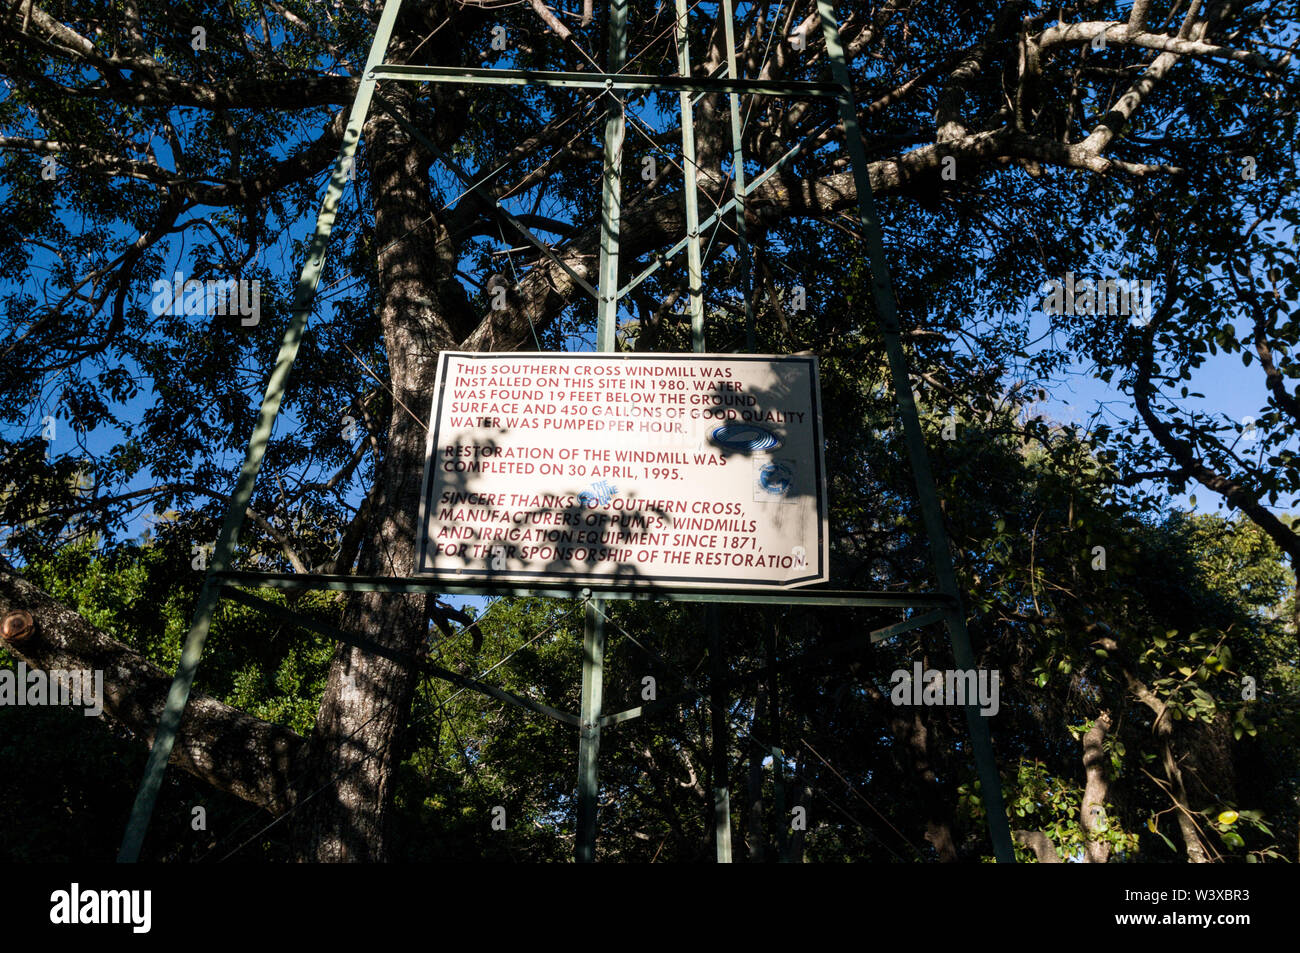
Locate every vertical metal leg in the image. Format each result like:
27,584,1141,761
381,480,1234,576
815,0,1015,863
772,745,789,861
575,0,629,863
595,0,629,351
674,0,705,352
945,608,1014,860
720,0,754,350
575,598,606,862
115,0,406,864
709,609,732,862
680,3,727,855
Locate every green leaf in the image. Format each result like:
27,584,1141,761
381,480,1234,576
1219,830,1245,849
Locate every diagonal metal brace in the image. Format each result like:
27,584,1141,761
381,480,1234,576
220,585,418,669
617,118,837,298
870,609,946,643
115,0,406,863
371,92,600,301
425,663,580,727
221,586,580,727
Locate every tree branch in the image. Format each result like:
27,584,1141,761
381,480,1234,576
0,559,303,815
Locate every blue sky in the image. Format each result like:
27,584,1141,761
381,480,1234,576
4,0,1289,582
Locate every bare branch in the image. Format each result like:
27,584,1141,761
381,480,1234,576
528,0,572,40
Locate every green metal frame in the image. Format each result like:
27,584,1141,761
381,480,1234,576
720,0,755,350
211,570,958,607
115,0,406,863
815,0,1013,861
118,0,1015,865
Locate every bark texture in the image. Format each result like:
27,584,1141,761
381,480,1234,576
290,96,462,861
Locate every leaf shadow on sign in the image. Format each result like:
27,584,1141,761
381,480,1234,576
423,366,822,589
428,430,662,588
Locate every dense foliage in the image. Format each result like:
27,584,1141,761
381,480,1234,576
1,1,1297,860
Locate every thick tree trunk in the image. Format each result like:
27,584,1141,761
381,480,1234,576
1095,635,1211,863
1013,830,1063,862
290,101,463,861
862,668,959,860
1080,711,1112,863
896,706,959,861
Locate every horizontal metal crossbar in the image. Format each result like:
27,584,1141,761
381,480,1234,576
220,585,936,730
213,570,956,608
367,64,844,98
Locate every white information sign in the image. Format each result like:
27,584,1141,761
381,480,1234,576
416,352,828,589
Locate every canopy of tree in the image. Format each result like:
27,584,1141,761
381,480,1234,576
0,0,1297,862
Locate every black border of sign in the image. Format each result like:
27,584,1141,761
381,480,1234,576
415,352,828,590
